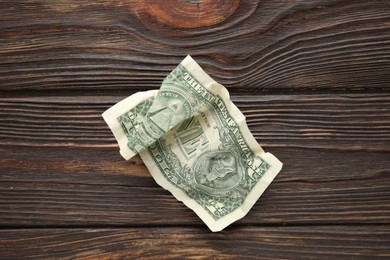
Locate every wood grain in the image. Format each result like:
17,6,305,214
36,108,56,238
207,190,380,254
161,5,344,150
0,94,389,150
1,0,389,258
0,94,389,226
1,145,388,227
0,226,389,259
1,0,389,93
131,0,240,29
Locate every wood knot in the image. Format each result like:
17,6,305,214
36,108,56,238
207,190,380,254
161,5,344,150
132,0,240,29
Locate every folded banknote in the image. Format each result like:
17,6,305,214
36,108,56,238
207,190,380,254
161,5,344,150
103,55,282,231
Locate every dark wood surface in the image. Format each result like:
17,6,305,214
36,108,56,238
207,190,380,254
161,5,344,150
0,0,389,259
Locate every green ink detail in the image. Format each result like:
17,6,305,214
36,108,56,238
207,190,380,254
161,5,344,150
116,66,202,153
117,97,155,153
143,64,271,220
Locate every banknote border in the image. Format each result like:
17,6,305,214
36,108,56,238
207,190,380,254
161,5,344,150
140,55,283,232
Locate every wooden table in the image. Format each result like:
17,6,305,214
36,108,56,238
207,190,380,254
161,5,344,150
1,1,389,259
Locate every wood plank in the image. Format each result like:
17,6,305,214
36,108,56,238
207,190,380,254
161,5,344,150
1,1,389,93
0,94,389,226
0,226,389,259
0,94,389,150
0,145,388,226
